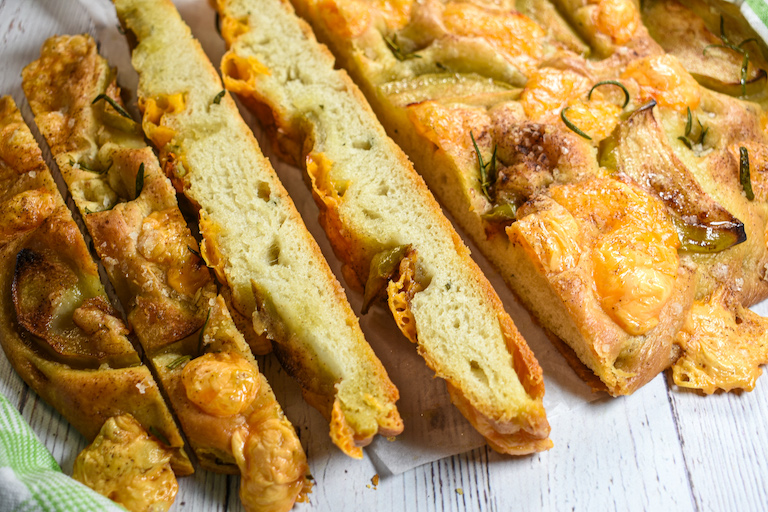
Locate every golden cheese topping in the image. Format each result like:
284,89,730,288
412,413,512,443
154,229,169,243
509,202,582,275
521,68,590,121
550,178,680,336
673,288,768,394
181,352,260,417
318,0,412,38
73,414,178,512
590,0,639,45
137,209,210,297
621,54,701,112
232,410,310,512
141,94,185,149
442,2,545,75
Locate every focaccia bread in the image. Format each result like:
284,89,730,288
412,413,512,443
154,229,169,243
213,0,551,454
113,0,403,458
22,34,311,511
0,95,192,476
288,0,768,395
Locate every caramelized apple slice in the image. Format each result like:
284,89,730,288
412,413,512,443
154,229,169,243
11,248,138,368
604,104,745,253
643,1,768,98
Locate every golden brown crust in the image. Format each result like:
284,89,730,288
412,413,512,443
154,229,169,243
115,0,403,458
214,0,551,453
0,95,192,475
22,35,311,503
289,0,768,396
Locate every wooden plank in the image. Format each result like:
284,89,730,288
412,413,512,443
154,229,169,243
485,376,695,512
668,375,768,512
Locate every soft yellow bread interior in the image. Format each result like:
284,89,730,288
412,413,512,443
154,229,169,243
114,0,402,457
215,0,551,453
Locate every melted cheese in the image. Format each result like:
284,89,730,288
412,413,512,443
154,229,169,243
621,54,701,112
442,2,545,75
182,352,260,417
73,414,177,512
551,179,680,336
673,288,768,393
590,0,639,45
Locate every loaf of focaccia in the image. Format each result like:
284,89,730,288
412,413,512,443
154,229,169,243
113,0,403,458
0,95,192,476
213,0,551,454
288,0,768,395
22,34,311,511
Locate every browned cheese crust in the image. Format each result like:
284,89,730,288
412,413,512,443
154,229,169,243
286,0,768,395
22,35,312,510
0,95,192,475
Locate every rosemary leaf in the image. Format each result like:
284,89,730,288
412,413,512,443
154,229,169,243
68,158,104,174
685,107,692,137
384,35,420,61
135,163,145,199
740,146,754,200
470,131,496,201
677,136,693,150
166,355,191,370
148,426,171,446
198,308,211,354
587,80,630,108
213,90,226,105
92,94,132,119
560,107,592,140
187,245,202,259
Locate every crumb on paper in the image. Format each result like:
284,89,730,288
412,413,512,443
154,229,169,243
371,474,379,488
386,436,396,442
456,488,463,495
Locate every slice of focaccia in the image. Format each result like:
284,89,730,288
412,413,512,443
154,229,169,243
288,0,768,395
213,0,551,454
113,0,403,458
22,34,311,511
0,95,192,476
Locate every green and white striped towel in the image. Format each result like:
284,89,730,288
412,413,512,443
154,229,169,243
740,0,768,44
0,392,125,512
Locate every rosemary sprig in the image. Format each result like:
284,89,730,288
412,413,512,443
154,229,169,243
702,15,756,96
135,163,145,199
587,80,630,108
166,354,191,370
677,136,693,150
213,90,226,105
148,426,171,445
384,35,421,61
68,158,105,174
187,245,202,259
560,107,592,140
470,131,497,202
740,146,754,200
92,94,132,119
198,308,211,354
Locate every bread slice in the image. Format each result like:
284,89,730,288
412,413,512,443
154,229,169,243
0,95,192,476
22,34,312,510
113,0,403,458
284,0,768,395
213,0,551,453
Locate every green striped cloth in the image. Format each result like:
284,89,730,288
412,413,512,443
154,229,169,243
0,392,125,512
740,0,768,43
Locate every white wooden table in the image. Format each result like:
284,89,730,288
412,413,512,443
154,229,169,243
2,1,768,510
